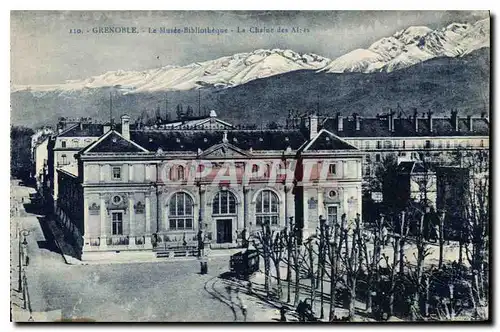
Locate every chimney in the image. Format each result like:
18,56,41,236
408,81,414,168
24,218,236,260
309,114,319,139
121,115,131,140
428,110,433,133
103,123,111,134
467,115,473,132
355,114,361,131
337,113,344,132
413,108,419,132
388,109,395,132
451,110,459,132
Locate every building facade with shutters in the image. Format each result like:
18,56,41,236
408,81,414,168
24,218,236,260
58,114,363,260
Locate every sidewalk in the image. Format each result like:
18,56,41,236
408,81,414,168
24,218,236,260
10,182,63,322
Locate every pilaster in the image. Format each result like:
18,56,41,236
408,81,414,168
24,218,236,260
99,194,107,249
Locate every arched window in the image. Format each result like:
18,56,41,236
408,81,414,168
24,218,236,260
213,191,236,215
168,192,193,230
177,166,185,180
256,190,279,226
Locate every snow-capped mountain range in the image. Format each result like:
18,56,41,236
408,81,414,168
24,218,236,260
321,18,489,73
12,18,489,93
12,49,330,93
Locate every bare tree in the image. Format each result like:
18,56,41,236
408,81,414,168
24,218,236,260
359,215,384,314
252,222,273,297
455,150,489,318
339,214,363,319
323,216,343,321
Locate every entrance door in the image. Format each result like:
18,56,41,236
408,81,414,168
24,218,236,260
216,219,232,243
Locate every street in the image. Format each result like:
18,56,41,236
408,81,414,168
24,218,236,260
10,180,258,322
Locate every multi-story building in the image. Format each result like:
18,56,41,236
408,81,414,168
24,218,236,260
56,114,363,260
47,122,105,203
320,109,489,184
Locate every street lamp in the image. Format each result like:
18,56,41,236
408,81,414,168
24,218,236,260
18,229,30,292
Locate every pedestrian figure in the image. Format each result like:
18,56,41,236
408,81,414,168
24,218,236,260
297,299,313,322
241,304,248,322
197,230,204,257
247,281,253,295
296,299,306,322
242,228,248,248
21,238,29,266
279,306,287,322
381,225,388,247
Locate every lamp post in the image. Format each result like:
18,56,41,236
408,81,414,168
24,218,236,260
18,229,30,292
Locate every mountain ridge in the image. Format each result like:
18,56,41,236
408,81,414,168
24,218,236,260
12,18,489,95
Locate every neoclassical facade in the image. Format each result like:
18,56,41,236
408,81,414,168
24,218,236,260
63,115,363,259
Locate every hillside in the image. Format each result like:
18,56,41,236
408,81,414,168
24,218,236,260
10,48,489,128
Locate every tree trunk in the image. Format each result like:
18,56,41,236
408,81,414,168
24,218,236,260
275,261,282,299
438,214,444,269
287,242,291,303
329,252,336,321
294,245,300,306
264,252,271,298
349,277,357,319
308,245,316,312
389,236,399,317
399,212,406,275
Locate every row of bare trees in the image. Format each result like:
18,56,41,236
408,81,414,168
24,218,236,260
250,150,488,321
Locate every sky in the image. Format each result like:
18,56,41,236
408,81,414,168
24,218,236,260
10,10,489,85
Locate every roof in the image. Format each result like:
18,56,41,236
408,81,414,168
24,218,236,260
302,129,358,152
81,130,149,154
140,115,234,130
323,116,489,137
397,161,437,174
58,123,104,137
130,130,307,152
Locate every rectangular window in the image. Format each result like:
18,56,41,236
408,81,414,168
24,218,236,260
61,141,66,148
365,141,371,150
271,216,278,225
376,141,382,149
425,140,431,149
329,163,337,175
376,154,381,162
112,166,121,180
402,141,406,149
112,212,123,235
256,216,263,226
169,219,176,229
327,206,338,225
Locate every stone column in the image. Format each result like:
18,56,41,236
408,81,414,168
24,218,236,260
99,194,107,249
128,164,134,182
99,164,104,183
128,194,136,248
317,187,324,220
198,185,205,231
303,189,309,231
286,185,294,227
243,187,250,230
144,193,152,249
83,194,90,250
